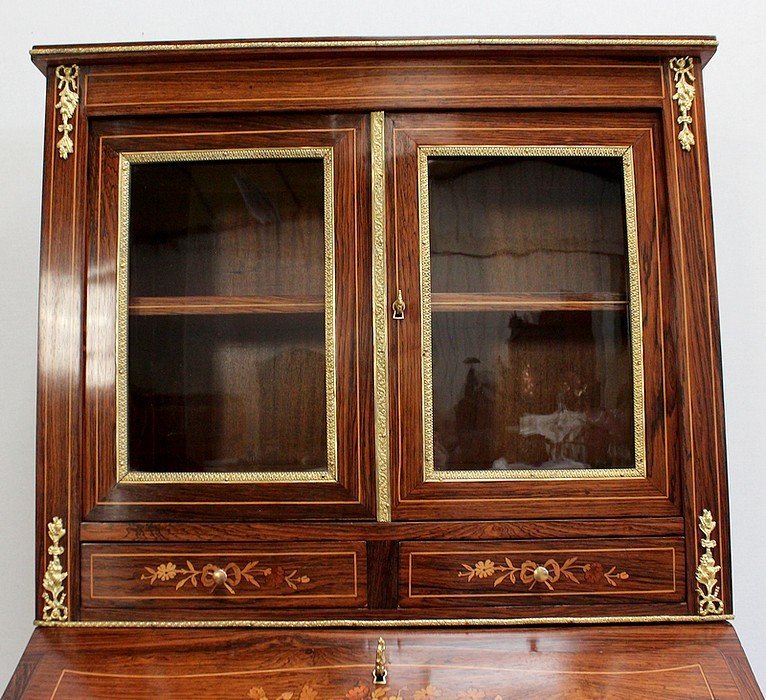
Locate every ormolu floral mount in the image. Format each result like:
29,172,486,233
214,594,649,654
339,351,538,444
696,509,724,616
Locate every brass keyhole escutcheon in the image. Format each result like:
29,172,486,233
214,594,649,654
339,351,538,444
392,289,405,320
533,566,550,583
373,636,388,685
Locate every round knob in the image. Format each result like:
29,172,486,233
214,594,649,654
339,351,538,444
212,568,228,585
533,565,550,583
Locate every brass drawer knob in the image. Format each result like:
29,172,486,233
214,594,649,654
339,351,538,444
533,565,550,583
212,568,228,586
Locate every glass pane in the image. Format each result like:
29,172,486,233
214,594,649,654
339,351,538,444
428,157,627,296
128,314,327,474
129,159,325,297
431,309,634,472
122,155,332,477
425,154,639,475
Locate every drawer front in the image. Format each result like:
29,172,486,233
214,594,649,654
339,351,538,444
400,538,684,607
82,542,366,614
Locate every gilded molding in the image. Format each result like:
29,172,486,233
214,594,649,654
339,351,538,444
54,65,79,160
35,613,733,629
371,111,392,522
30,37,719,58
41,517,68,621
116,147,338,485
417,145,646,482
696,509,724,616
670,57,696,151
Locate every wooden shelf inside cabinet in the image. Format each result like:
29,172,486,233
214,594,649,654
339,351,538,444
128,295,325,316
430,292,628,312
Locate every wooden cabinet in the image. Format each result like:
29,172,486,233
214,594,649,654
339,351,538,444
7,35,760,699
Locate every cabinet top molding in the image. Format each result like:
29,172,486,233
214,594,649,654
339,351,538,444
30,35,718,71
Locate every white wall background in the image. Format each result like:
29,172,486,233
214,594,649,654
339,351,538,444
1,0,763,691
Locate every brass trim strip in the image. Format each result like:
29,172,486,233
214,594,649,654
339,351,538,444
371,112,392,522
31,37,719,57
417,145,646,482
116,147,338,484
35,614,733,629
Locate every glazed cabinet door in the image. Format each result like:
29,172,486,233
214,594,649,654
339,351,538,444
84,114,375,521
385,111,680,521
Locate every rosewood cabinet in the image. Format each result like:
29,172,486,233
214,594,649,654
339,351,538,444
5,35,761,698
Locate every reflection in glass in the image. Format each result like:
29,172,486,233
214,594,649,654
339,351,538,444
129,159,325,297
129,314,327,473
428,157,627,296
431,310,634,472
426,154,637,473
124,156,330,476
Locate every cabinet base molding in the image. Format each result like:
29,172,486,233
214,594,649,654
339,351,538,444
35,613,733,629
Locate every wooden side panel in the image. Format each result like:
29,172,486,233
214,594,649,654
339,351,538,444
661,57,733,615
6,624,762,699
400,538,685,607
36,65,89,621
80,542,366,615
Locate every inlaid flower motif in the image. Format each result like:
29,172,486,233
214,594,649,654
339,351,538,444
473,560,496,578
248,688,268,700
457,691,486,700
346,684,371,699
140,559,309,595
155,562,177,581
583,562,604,584
414,685,443,699
458,555,629,591
299,684,318,700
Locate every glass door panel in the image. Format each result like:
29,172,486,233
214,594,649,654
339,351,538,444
117,149,336,482
420,147,644,481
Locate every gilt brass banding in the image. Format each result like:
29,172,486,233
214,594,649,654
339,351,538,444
31,37,719,58
371,111,392,522
418,145,646,483
116,147,337,485
35,614,734,629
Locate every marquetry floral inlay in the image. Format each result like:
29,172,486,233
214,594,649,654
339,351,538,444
141,560,310,595
458,556,629,591
247,684,505,700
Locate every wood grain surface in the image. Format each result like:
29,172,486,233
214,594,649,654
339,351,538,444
5,623,761,699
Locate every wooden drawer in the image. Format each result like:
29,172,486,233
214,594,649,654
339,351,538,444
81,542,366,618
400,538,685,607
